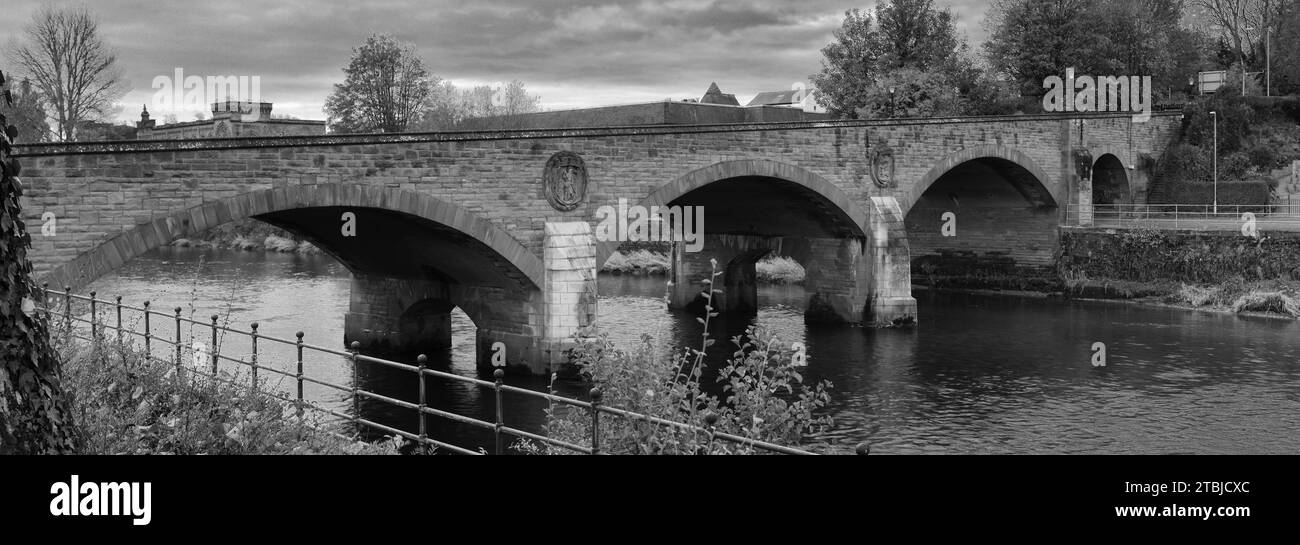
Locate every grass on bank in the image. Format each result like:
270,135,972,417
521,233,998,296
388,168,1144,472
1063,270,1300,318
55,333,397,455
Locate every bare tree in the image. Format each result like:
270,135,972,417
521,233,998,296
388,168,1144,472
7,5,127,141
1192,0,1258,67
414,79,543,131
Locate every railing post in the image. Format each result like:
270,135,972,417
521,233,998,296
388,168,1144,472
493,368,505,455
349,341,361,434
143,301,151,356
418,354,429,455
250,322,259,389
41,283,49,320
295,331,305,419
589,387,602,455
174,307,182,374
115,296,122,342
89,291,97,340
211,315,220,375
63,286,71,332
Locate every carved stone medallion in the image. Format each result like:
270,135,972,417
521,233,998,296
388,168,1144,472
868,139,896,188
543,151,588,211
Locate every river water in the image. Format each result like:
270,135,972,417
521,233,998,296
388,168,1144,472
83,247,1300,454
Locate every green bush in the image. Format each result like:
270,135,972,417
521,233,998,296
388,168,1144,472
1171,180,1271,207
524,328,833,455
520,265,834,455
1183,94,1254,154
1220,151,1253,179
1246,144,1280,170
57,335,398,455
1059,230,1300,284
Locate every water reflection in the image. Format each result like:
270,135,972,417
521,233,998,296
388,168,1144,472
86,248,1300,454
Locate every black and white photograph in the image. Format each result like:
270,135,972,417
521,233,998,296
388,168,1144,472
1,0,1298,528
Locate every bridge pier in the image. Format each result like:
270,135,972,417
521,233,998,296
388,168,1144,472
666,222,917,326
343,222,597,376
865,197,917,326
803,237,868,323
668,234,772,315
345,274,455,355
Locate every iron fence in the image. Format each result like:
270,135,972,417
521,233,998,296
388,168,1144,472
1066,203,1300,231
38,285,831,456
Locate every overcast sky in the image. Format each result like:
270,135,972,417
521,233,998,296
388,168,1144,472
1,0,992,123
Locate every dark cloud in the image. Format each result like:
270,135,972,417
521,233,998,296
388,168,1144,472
0,0,992,121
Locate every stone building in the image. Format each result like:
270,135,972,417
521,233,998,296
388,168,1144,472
135,101,326,139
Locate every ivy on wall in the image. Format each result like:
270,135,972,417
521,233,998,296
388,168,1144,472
0,68,80,454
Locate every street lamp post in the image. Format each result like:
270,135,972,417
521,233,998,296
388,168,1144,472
889,87,896,118
1211,110,1218,215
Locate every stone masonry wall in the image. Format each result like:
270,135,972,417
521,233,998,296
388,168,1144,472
14,113,1181,286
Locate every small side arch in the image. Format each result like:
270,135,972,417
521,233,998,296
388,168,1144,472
904,145,1058,215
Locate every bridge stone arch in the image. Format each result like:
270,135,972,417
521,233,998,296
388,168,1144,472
594,158,870,268
903,144,1058,216
596,158,911,325
903,144,1061,291
39,183,564,373
41,183,545,292
1088,144,1133,205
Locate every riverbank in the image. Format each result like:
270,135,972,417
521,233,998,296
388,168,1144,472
1052,228,1300,320
1061,278,1300,318
171,219,323,254
602,250,805,284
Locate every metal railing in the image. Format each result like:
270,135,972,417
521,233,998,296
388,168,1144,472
1065,203,1300,231
38,285,828,456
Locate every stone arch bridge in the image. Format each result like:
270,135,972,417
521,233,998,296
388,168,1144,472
13,112,1181,374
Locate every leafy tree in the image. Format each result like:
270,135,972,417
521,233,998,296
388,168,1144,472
0,68,81,454
986,0,1215,102
324,34,434,133
6,5,127,141
812,1,979,118
983,0,1112,96
1262,0,1299,94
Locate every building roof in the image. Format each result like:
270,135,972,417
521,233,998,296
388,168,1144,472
700,82,739,106
746,90,800,107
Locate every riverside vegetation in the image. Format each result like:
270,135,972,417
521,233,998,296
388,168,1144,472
41,255,832,455
52,326,399,455
1058,229,1300,318
516,260,835,455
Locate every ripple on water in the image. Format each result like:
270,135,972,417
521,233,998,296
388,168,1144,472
84,250,1300,454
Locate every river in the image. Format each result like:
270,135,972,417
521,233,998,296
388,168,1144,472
82,247,1300,454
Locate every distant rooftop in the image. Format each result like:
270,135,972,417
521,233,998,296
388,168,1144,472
700,82,740,106
451,98,831,131
747,90,800,107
